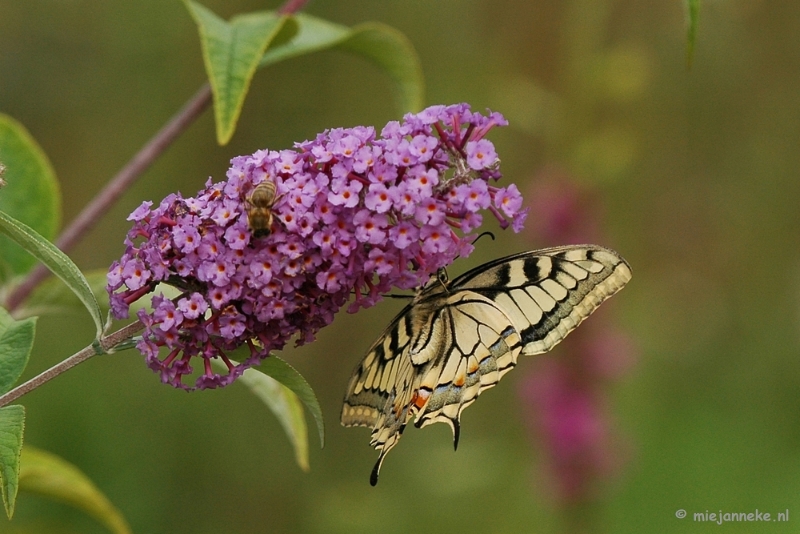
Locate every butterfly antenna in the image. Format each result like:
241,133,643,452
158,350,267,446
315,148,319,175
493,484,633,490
384,293,414,300
349,287,413,300
472,231,496,245
445,231,497,268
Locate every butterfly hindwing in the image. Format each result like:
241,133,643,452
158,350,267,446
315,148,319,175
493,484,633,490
341,300,419,429
341,295,448,484
341,244,631,485
412,292,523,440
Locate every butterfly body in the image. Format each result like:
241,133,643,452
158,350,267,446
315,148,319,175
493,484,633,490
341,244,632,485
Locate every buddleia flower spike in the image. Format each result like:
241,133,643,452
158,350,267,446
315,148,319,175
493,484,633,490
107,104,527,390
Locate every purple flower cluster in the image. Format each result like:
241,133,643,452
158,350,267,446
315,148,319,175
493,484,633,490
107,103,528,390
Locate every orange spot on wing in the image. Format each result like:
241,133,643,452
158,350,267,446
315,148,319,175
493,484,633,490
411,390,430,409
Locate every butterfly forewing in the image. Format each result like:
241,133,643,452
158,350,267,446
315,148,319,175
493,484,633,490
451,245,632,355
341,244,631,485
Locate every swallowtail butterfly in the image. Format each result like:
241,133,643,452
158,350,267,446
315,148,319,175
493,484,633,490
341,244,631,485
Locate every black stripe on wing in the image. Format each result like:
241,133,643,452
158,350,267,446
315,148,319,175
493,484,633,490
340,301,417,428
411,293,522,447
448,245,632,355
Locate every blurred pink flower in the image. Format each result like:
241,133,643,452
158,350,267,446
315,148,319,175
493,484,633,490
523,165,602,246
519,165,636,506
519,323,637,504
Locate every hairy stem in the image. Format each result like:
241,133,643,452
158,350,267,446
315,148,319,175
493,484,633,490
0,321,144,408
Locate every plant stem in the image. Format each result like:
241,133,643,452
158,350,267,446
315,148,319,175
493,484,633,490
5,0,312,313
0,320,144,408
4,84,213,312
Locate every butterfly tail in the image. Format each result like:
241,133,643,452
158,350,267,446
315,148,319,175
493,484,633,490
370,450,389,486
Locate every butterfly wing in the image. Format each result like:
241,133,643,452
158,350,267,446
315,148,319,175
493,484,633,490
341,290,522,485
410,291,523,441
341,295,446,485
450,244,632,355
408,245,631,445
340,300,419,429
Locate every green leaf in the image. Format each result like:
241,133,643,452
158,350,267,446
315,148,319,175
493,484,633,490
686,0,699,69
185,1,291,145
0,114,61,280
0,211,103,338
0,405,24,519
215,354,324,471
0,308,35,395
257,356,324,449
239,366,310,472
18,446,131,534
334,22,425,113
259,13,351,67
17,269,110,319
262,14,425,115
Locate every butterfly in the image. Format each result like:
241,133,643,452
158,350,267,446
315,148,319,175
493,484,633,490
340,244,632,485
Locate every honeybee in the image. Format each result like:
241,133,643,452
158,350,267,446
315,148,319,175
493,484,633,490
245,180,279,238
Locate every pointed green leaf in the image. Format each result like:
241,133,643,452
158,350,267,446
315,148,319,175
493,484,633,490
215,353,324,471
264,12,299,52
185,1,290,145
686,0,699,69
239,366,310,472
259,13,351,67
0,211,103,338
334,22,425,113
0,308,35,395
257,356,324,449
18,446,131,534
0,405,24,519
0,114,61,280
261,14,425,114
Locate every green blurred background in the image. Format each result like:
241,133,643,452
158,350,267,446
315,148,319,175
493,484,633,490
3,0,800,532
